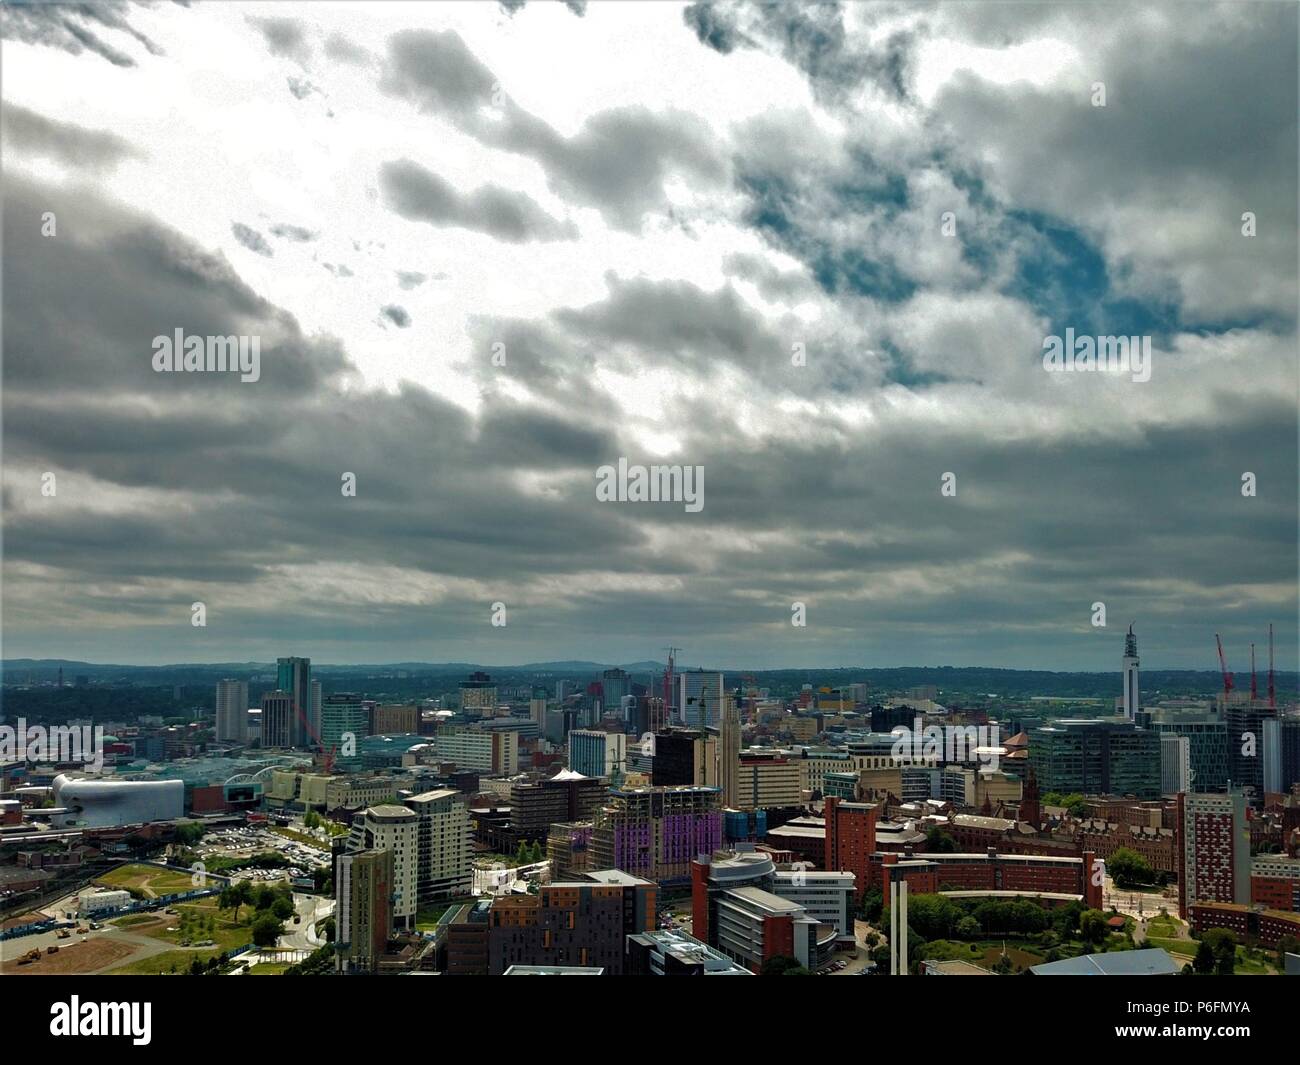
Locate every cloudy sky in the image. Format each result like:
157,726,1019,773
2,1,1296,671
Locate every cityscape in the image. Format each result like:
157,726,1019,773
0,0,1297,1035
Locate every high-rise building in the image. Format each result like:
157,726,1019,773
589,785,722,886
1223,698,1279,801
311,680,322,737
215,679,248,744
568,729,626,779
276,656,313,748
322,693,370,771
260,689,293,749
459,671,497,716
733,748,800,811
679,670,724,729
1122,625,1140,721
719,701,741,808
651,728,716,787
1028,719,1161,798
1178,790,1250,919
600,667,630,708
372,704,419,735
433,726,518,775
403,789,471,904
1149,714,1230,793
336,848,393,974
824,796,878,902
347,805,419,930
528,687,548,729
1160,733,1192,795
546,822,593,881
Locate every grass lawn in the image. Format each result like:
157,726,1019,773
97,864,196,897
1146,936,1195,957
138,898,257,952
416,897,475,931
105,948,222,975
247,962,290,975
111,913,160,928
1146,915,1183,938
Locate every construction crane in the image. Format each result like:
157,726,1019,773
1268,623,1276,708
1215,633,1234,698
1250,643,1258,701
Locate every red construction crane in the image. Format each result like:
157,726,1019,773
1215,633,1234,697
1250,643,1258,701
1268,623,1276,708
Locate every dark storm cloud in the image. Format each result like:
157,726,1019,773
683,1,915,101
379,30,727,230
0,0,163,67
230,222,273,257
1,103,142,171
379,158,577,243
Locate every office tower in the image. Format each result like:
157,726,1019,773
556,680,570,701
276,656,313,748
372,704,419,735
679,670,723,728
311,680,322,735
1149,713,1230,793
260,689,293,749
434,726,518,775
824,796,879,902
589,785,722,886
1223,698,1279,801
321,693,370,771
403,789,471,904
719,701,741,808
1028,719,1161,798
214,679,248,744
1160,733,1192,795
459,671,497,716
733,749,800,811
568,729,626,779
644,695,667,734
601,667,630,708
1178,790,1250,918
347,805,419,931
652,729,716,787
336,848,393,974
529,687,548,728
1262,716,1299,795
1122,625,1140,721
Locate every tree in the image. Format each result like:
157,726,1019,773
1202,929,1236,975
955,916,981,940
1193,940,1216,975
1079,909,1108,947
251,914,283,948
925,825,957,853
861,887,884,924
271,896,294,921
1108,847,1155,888
230,879,253,922
761,955,800,976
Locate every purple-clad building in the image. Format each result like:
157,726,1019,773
590,785,723,887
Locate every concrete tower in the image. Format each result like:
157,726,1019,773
1122,625,1140,721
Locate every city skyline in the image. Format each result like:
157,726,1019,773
3,2,1297,670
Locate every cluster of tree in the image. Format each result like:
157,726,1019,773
285,943,335,976
879,894,1118,950
173,822,205,846
515,840,545,865
924,825,957,853
1041,792,1088,816
1106,847,1165,888
1193,929,1237,975
175,908,217,944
